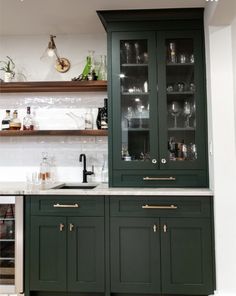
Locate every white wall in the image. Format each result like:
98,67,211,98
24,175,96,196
204,3,236,296
0,34,108,183
232,17,236,148
0,34,107,81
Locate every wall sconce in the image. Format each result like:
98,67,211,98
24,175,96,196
42,35,71,73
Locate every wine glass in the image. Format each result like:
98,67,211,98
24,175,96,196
126,106,134,128
183,100,193,128
169,101,181,128
134,42,141,64
191,102,196,128
136,101,144,128
124,42,132,64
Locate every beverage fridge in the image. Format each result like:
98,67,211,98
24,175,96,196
0,196,23,294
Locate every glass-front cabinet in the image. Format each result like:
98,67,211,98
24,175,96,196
100,9,208,187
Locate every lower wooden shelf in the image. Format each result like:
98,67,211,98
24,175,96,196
0,130,108,137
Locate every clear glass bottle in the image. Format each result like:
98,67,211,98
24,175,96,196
101,155,108,183
98,55,107,80
9,110,21,130
23,106,34,130
39,152,50,182
1,110,11,130
85,109,93,129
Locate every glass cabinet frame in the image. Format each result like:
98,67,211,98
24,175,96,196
111,30,207,171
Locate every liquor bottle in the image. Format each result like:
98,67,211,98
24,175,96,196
23,107,34,130
96,107,103,129
1,110,11,130
9,110,21,130
101,98,108,130
39,152,50,182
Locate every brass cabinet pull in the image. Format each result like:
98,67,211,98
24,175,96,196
53,203,79,208
163,224,167,233
142,204,177,209
69,223,74,232
153,224,157,233
59,223,64,232
143,176,176,181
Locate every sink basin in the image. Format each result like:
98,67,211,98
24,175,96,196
51,183,98,190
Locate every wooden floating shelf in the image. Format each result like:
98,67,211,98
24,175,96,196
0,130,108,137
0,80,107,93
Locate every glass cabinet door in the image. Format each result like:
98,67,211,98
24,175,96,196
0,204,15,285
158,32,207,170
112,32,158,169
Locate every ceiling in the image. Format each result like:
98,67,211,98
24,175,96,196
0,0,207,36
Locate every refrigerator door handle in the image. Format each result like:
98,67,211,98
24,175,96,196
15,196,24,294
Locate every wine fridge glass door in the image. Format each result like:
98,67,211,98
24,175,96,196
0,196,15,293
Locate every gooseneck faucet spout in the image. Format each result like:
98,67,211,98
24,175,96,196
79,153,94,183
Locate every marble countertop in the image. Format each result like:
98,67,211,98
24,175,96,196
0,182,213,196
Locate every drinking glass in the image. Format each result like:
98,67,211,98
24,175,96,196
126,106,134,128
124,42,132,63
183,101,193,128
191,102,196,128
134,42,141,64
169,101,181,128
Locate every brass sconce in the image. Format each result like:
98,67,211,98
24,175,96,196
42,35,70,73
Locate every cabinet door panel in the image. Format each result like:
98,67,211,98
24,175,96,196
110,217,161,293
30,216,67,291
157,30,207,171
67,217,104,292
111,31,159,170
161,218,214,295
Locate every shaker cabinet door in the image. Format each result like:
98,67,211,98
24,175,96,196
30,216,67,291
160,218,214,295
157,31,208,171
110,217,161,293
67,217,105,292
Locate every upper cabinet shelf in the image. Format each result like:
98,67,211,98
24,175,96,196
0,80,107,94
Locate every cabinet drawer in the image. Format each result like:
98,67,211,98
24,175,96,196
112,170,208,187
30,195,104,216
110,196,212,218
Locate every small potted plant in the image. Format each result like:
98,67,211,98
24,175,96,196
0,56,15,82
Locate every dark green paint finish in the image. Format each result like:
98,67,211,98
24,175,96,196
30,216,67,291
110,196,211,218
67,217,105,292
112,169,208,188
30,195,104,216
110,217,161,293
161,218,214,295
99,9,209,188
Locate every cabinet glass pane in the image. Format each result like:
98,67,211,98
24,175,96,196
166,39,197,162
120,39,150,162
0,204,15,285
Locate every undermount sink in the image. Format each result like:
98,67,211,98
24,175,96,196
51,183,98,190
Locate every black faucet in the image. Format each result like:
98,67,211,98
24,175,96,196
79,153,94,183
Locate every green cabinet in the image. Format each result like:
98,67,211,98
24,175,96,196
26,196,105,294
98,9,208,187
110,218,161,293
110,196,215,295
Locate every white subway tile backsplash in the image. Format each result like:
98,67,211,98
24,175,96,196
0,93,108,182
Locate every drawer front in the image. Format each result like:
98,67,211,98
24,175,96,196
110,196,211,218
30,195,104,216
112,170,208,188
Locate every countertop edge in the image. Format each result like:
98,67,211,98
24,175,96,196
0,182,214,196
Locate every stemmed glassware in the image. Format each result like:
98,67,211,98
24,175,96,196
183,100,193,128
169,101,181,128
124,42,132,64
126,106,134,128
